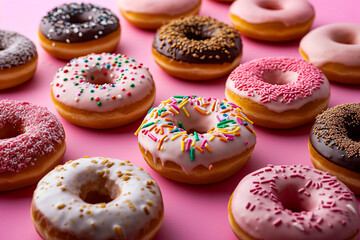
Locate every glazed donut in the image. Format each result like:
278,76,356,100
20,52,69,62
152,16,243,80
225,57,330,129
0,100,65,191
309,103,360,194
229,0,314,42
51,53,156,129
39,3,120,60
229,164,360,240
31,157,164,240
136,95,256,184
0,30,37,90
118,0,201,30
300,23,360,84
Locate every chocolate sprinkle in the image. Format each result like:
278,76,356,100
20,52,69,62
153,16,242,64
311,103,360,172
0,30,37,70
40,3,119,43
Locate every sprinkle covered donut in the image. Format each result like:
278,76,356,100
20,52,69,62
229,165,360,240
0,100,65,191
225,57,330,129
39,3,120,60
300,23,360,84
51,53,156,129
136,95,256,184
152,16,243,80
309,103,360,194
31,157,164,240
0,30,37,90
118,0,201,30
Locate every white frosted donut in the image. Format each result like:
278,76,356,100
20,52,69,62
31,157,164,240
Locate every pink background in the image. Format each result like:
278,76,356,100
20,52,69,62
0,0,360,239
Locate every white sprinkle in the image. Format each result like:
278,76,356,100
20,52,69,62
346,204,357,214
78,32,83,37
292,222,304,231
66,39,70,43
99,31,103,35
73,28,79,33
52,42,56,47
94,35,98,39
117,95,122,99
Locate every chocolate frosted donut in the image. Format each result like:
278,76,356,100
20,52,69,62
153,16,242,64
310,103,360,172
309,103,360,193
39,3,121,60
40,3,119,43
0,30,36,70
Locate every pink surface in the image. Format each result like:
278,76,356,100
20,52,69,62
0,0,359,239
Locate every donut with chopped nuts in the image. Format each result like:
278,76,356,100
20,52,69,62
31,157,164,240
229,165,360,240
51,53,156,129
136,95,256,184
309,103,360,194
0,100,66,191
225,57,330,129
0,30,37,90
152,16,242,80
118,0,201,30
39,3,120,60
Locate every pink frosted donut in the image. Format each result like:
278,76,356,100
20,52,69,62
225,57,330,129
300,23,360,84
118,0,201,29
0,100,66,191
229,165,360,240
51,53,156,129
229,0,314,41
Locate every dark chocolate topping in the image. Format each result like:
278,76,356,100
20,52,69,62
40,3,119,43
153,16,242,64
0,30,37,70
310,103,360,172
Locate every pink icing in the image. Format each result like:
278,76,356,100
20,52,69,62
231,165,360,240
300,23,360,67
51,53,155,112
137,96,256,173
0,100,65,173
225,57,330,112
230,0,314,26
118,0,201,15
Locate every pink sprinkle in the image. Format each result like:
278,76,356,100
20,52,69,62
244,141,248,145
186,139,192,151
273,219,282,226
200,140,207,149
147,133,157,142
245,202,251,209
171,104,179,111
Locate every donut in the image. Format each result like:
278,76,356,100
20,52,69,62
0,30,37,90
152,16,243,80
225,57,330,129
51,53,156,129
309,103,360,194
31,157,164,240
118,0,201,30
229,0,314,42
39,3,120,60
0,100,65,191
299,23,360,84
229,164,360,240
136,95,256,184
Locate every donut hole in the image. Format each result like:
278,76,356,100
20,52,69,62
277,185,310,212
184,26,213,41
258,1,282,10
262,70,299,85
67,13,92,24
331,31,359,45
80,175,119,204
0,122,24,140
345,122,360,142
84,69,115,85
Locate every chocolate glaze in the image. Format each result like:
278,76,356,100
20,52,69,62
40,3,119,43
153,16,242,64
0,30,37,70
310,103,360,173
